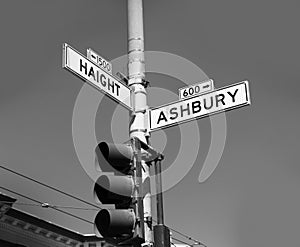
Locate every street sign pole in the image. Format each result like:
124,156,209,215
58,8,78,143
127,0,152,246
63,3,251,246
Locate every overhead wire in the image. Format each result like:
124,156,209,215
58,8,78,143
0,165,206,245
172,236,193,246
0,200,97,211
0,165,102,210
0,186,93,224
171,237,199,247
172,236,207,247
152,219,206,247
168,225,206,247
1,196,206,246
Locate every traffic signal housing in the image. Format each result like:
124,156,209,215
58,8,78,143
94,142,136,239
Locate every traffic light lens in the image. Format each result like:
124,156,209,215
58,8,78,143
94,175,110,203
95,142,133,173
98,142,109,159
94,175,134,206
95,209,135,237
95,209,110,237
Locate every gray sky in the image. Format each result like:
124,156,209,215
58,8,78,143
0,1,300,247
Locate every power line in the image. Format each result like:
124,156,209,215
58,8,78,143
50,205,97,210
0,165,206,245
0,186,93,224
0,165,102,210
172,236,193,246
1,199,206,245
0,201,39,206
168,225,206,247
152,219,206,247
172,236,206,247
0,200,97,211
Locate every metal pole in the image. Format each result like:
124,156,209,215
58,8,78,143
127,0,152,246
153,157,171,247
132,137,145,239
155,157,164,225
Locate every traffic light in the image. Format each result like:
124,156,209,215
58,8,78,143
94,141,136,240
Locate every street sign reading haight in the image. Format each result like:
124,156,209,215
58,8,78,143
149,81,250,131
63,43,132,110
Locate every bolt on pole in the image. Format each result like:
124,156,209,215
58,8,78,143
127,0,152,246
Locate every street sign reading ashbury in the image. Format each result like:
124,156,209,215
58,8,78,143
149,80,250,131
178,79,214,100
63,43,131,110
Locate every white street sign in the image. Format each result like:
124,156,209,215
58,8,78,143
87,48,112,75
63,43,131,110
178,79,214,99
149,80,250,131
